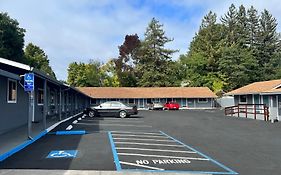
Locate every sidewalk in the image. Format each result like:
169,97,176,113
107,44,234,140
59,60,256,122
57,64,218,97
0,113,81,160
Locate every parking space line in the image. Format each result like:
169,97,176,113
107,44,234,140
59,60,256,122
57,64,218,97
108,132,121,171
111,134,167,138
82,119,144,123
119,161,164,170
114,138,175,142
75,123,152,128
117,153,209,161
65,125,73,130
116,147,196,153
160,131,238,175
114,142,185,147
111,131,163,135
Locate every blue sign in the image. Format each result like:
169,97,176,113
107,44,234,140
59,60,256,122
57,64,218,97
24,73,34,92
46,150,78,158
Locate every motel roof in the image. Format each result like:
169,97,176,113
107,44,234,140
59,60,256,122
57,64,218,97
77,87,217,99
226,79,281,95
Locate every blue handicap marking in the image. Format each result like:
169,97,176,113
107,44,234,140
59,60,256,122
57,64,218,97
46,150,78,158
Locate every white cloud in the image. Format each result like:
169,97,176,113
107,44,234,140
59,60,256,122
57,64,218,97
1,0,281,80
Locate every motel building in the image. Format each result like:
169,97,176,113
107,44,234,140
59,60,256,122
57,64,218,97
225,79,281,121
78,87,217,109
0,57,91,135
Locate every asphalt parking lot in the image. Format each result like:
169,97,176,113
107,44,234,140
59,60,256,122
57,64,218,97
1,110,281,175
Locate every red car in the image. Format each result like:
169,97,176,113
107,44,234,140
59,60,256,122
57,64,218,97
164,101,180,110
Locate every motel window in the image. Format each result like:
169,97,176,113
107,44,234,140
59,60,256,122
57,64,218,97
198,98,208,103
239,95,247,103
7,79,17,103
38,89,44,105
129,99,134,104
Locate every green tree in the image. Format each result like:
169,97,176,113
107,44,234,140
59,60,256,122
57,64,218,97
0,12,25,63
24,43,56,78
180,11,226,90
218,46,259,91
100,59,120,87
136,18,177,87
236,5,248,47
67,61,102,87
257,10,279,66
246,6,260,48
221,4,238,46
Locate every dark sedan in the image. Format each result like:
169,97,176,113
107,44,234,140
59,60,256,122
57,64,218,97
84,101,138,118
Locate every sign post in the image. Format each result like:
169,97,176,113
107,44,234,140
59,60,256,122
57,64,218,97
24,73,34,139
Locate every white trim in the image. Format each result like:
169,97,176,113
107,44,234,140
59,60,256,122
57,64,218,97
7,79,17,103
273,83,281,89
277,95,280,120
0,57,31,71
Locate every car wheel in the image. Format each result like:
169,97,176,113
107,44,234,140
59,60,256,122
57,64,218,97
119,110,127,118
88,110,96,117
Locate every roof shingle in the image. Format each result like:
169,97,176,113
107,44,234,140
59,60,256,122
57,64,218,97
77,87,217,99
226,79,281,95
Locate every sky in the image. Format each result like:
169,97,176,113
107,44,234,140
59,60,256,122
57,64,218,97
1,0,281,80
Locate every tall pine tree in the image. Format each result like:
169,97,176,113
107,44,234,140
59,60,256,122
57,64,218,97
136,18,177,87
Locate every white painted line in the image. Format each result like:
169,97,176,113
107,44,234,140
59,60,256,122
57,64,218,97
78,118,82,120
114,142,185,147
46,112,82,132
114,138,175,142
89,118,141,120
82,119,144,123
118,153,209,161
66,125,73,130
116,147,196,154
119,161,164,170
112,134,167,138
111,131,163,135
72,120,78,124
74,123,152,128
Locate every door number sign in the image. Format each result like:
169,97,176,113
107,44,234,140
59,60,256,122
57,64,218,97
46,150,78,158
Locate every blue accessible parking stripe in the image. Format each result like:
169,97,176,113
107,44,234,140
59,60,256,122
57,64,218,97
108,131,238,174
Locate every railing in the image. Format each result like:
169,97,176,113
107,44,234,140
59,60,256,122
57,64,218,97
225,104,269,121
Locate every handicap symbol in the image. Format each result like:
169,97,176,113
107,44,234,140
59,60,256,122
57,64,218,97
47,150,77,158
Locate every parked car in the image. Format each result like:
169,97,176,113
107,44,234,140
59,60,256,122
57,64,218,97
84,101,138,118
164,101,180,110
151,102,164,110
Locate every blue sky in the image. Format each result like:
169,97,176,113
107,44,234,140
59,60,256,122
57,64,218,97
1,0,281,80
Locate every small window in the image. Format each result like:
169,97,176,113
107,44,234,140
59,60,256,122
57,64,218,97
198,98,208,103
240,95,247,103
7,79,17,103
101,102,111,107
38,89,44,105
111,102,122,107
